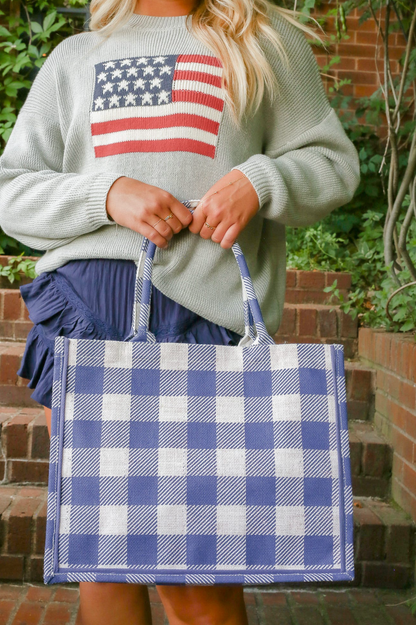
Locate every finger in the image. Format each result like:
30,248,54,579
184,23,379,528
199,217,222,240
188,203,208,234
151,217,174,241
138,220,169,249
169,198,194,229
219,223,240,249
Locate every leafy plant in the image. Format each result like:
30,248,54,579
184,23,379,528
0,252,37,283
0,0,89,255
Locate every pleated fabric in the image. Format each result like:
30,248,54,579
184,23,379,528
17,258,242,409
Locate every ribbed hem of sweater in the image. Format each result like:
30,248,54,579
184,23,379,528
87,173,126,229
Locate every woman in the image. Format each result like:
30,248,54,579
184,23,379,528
0,0,360,622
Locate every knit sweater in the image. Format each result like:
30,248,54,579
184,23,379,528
0,11,360,337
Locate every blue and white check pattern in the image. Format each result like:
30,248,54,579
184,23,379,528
44,217,354,585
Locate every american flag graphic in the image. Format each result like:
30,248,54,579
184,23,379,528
90,54,225,159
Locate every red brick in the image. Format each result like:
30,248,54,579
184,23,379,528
402,461,416,496
12,601,44,624
0,346,21,384
354,85,379,98
263,605,292,625
276,307,296,337
326,606,359,625
43,602,72,624
298,271,325,290
34,501,47,555
0,600,15,622
243,591,256,605
298,308,317,337
361,562,412,589
14,321,34,340
325,272,352,290
347,400,370,421
291,592,319,604
286,270,297,288
0,555,24,580
7,496,42,554
391,428,413,466
338,70,379,85
30,413,49,459
339,312,358,339
349,436,362,476
348,367,374,402
399,381,415,411
318,309,337,338
28,556,44,583
8,460,49,484
53,588,79,603
358,328,374,362
26,586,54,602
0,584,23,600
3,414,33,458
260,592,287,605
354,505,385,561
2,291,22,321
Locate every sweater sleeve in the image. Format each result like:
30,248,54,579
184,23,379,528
0,44,125,251
231,13,361,227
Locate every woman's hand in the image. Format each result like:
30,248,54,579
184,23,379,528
188,171,259,249
106,176,193,248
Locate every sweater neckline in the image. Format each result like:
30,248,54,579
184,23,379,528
123,12,189,31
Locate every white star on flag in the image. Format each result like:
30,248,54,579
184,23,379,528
159,65,172,75
141,92,153,105
133,78,146,90
120,58,133,66
117,80,129,92
143,66,155,76
149,78,162,90
102,82,114,94
97,72,107,83
108,94,121,107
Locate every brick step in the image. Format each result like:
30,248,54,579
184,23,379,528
349,421,392,498
275,304,358,359
0,342,37,407
0,406,391,497
0,485,413,588
285,270,352,305
0,269,354,342
0,343,370,411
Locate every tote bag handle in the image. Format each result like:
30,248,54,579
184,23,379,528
125,201,274,347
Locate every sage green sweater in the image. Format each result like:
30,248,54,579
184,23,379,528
0,10,360,336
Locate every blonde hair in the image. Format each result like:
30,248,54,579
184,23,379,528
88,0,324,126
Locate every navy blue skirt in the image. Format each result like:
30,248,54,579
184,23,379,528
18,258,242,409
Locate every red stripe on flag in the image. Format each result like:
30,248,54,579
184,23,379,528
91,114,219,136
172,90,224,112
176,54,222,68
94,138,216,159
172,70,222,88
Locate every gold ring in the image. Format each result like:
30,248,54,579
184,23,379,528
153,218,163,228
164,213,174,221
204,222,216,230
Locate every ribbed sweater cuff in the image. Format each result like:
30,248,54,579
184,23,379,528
231,155,275,210
86,173,126,229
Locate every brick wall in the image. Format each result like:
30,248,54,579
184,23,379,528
359,328,416,521
312,3,407,125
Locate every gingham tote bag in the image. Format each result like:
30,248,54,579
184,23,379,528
44,201,354,585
